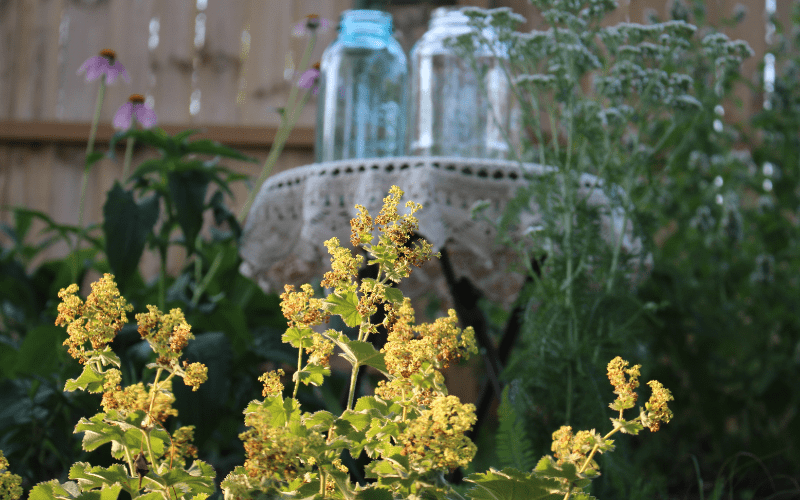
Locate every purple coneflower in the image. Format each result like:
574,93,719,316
292,14,331,38
297,62,321,96
77,49,131,84
114,94,158,130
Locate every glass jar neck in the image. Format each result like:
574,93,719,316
339,10,393,43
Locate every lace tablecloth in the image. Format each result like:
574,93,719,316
238,156,644,308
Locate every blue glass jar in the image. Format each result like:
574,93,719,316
315,10,408,162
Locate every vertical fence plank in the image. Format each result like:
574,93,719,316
192,0,246,125
149,1,195,124
0,0,20,120
8,0,65,120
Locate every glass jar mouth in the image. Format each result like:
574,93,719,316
340,9,393,37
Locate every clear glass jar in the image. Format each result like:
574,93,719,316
409,7,519,159
315,10,408,162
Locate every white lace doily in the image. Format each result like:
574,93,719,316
238,156,645,309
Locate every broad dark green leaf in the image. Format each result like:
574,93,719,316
129,159,167,180
103,183,160,285
12,325,65,378
182,139,257,162
85,151,106,170
167,170,208,255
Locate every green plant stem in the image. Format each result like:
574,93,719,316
238,85,314,224
190,250,223,308
158,247,167,311
293,347,303,398
122,136,136,181
73,75,107,282
143,430,157,478
346,363,359,411
124,447,135,478
237,32,317,224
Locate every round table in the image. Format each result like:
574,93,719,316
238,156,645,310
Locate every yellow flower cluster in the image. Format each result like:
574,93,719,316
607,356,641,412
399,395,477,471
383,300,477,379
306,333,334,367
0,451,22,500
258,369,285,397
280,284,329,329
321,237,363,294
168,426,199,467
55,274,133,363
182,361,209,391
136,305,194,365
644,380,674,432
101,378,178,423
240,412,322,482
551,426,601,471
374,186,439,282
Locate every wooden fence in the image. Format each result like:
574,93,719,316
0,0,783,277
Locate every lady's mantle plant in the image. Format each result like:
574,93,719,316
31,274,215,500
36,187,673,500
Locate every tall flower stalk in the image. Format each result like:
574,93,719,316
73,49,130,281
238,15,327,223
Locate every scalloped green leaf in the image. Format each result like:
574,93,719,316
244,396,301,428
282,326,314,349
533,456,592,489
64,365,105,393
29,480,81,500
132,492,163,500
339,410,372,432
304,410,335,430
354,396,389,414
157,460,215,495
69,463,137,496
94,347,121,368
336,340,388,375
610,417,644,435
74,412,168,459
296,363,330,386
325,291,363,327
355,486,393,500
466,467,586,500
382,286,404,305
